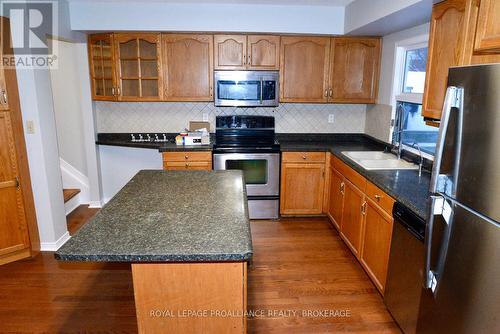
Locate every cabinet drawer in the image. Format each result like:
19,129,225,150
332,156,366,191
162,152,212,162
163,161,212,170
282,152,326,163
366,181,395,214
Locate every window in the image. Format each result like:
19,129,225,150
402,48,427,94
393,101,439,156
392,40,437,158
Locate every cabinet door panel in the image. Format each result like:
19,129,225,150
280,163,325,215
163,34,213,101
247,35,280,70
340,180,364,257
114,33,162,101
360,199,393,293
422,0,472,119
330,38,381,103
280,36,330,103
88,33,117,101
474,0,500,52
328,168,344,231
214,35,247,70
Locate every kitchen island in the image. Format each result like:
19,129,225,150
56,170,252,334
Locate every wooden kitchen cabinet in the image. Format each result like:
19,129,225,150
327,167,344,231
340,179,365,257
214,35,247,70
280,36,331,103
214,34,280,70
330,37,381,103
247,35,280,70
114,33,163,101
88,33,117,101
162,152,212,170
422,0,478,120
474,0,500,53
280,152,326,215
360,197,394,293
162,34,214,101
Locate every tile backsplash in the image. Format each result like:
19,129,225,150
95,102,367,133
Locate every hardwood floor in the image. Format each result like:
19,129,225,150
0,209,399,333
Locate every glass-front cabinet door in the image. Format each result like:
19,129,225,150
114,33,163,101
88,33,117,101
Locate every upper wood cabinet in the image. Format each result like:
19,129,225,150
474,0,500,53
422,0,478,120
88,34,117,101
214,34,280,70
330,37,381,103
247,35,280,70
114,33,163,101
280,36,331,103
162,34,213,101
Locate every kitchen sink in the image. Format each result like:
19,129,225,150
342,151,419,170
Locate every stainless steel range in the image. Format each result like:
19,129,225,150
213,116,280,219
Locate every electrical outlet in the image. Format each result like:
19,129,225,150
202,113,209,122
328,114,335,124
26,120,35,134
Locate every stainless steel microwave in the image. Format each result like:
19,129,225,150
214,71,279,107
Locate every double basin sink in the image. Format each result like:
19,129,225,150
342,151,419,171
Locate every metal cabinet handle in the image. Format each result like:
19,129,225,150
340,182,345,195
117,86,121,96
361,201,367,215
1,89,7,104
374,194,382,201
111,87,116,96
184,155,189,159
302,155,307,160
324,90,328,97
329,89,333,97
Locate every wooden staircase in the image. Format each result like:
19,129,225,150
63,188,80,203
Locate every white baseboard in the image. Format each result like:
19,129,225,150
88,200,103,208
64,194,81,215
40,232,71,251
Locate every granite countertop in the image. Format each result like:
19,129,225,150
96,133,213,151
277,134,430,219
55,170,252,262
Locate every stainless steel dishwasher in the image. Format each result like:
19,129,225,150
384,202,426,334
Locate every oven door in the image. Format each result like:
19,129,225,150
214,71,279,107
213,153,280,196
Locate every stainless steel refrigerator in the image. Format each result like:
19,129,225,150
417,64,500,333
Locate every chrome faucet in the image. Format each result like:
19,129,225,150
412,142,424,177
391,129,404,160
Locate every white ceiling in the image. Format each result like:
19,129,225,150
66,0,356,6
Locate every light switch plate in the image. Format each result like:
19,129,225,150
26,120,35,134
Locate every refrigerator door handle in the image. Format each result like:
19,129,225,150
425,195,454,294
430,86,462,194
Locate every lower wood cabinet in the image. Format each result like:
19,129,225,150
162,151,212,170
360,198,394,293
327,167,344,230
340,179,365,257
280,152,326,215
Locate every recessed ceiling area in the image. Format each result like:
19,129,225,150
66,0,356,6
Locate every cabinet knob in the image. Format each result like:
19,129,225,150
374,194,382,201
185,155,189,159
302,155,307,160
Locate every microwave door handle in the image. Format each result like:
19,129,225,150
260,78,263,105
430,86,459,193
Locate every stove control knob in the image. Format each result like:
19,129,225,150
131,134,136,142
154,134,159,142
139,134,143,142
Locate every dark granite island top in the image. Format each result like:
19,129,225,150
55,170,253,262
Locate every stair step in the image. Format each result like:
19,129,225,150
63,188,80,203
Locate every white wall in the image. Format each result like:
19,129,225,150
50,39,88,175
365,23,430,143
69,1,345,34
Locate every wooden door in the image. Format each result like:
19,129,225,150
360,199,394,293
0,112,31,264
280,163,325,215
280,36,330,103
422,0,476,119
340,180,364,257
247,35,280,70
162,34,213,101
474,0,500,52
330,37,381,103
214,35,247,70
88,34,117,101
114,33,163,101
328,168,344,231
